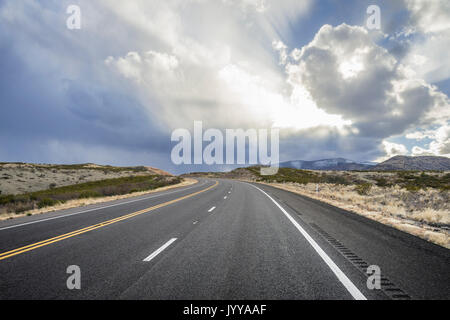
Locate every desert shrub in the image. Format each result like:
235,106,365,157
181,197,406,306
14,203,35,214
354,183,372,195
321,174,350,185
0,175,181,215
375,177,390,187
133,166,148,172
37,198,58,209
405,184,421,192
247,166,356,185
0,195,15,206
78,190,101,199
393,171,450,191
249,167,322,184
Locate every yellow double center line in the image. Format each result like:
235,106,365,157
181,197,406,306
0,181,218,262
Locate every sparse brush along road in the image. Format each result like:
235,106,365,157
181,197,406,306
0,179,448,300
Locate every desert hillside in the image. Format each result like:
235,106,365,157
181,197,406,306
372,156,450,171
0,162,183,219
278,156,450,171
0,162,172,196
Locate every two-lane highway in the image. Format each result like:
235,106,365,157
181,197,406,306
0,179,448,299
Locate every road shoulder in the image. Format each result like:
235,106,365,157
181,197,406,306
242,179,449,249
0,178,198,222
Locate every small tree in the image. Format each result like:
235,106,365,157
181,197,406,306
354,183,372,195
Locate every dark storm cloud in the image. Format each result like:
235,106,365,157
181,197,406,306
0,1,173,168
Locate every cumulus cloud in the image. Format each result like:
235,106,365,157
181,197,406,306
379,141,409,161
271,22,450,162
282,24,448,137
102,1,351,132
408,124,450,157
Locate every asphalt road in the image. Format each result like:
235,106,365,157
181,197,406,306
0,179,448,300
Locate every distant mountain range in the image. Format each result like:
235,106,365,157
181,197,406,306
279,158,375,171
372,156,450,171
279,156,450,171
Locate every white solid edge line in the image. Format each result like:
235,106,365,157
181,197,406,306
247,183,367,301
0,181,207,232
208,206,216,212
143,238,177,262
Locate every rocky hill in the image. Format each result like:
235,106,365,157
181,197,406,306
372,156,450,171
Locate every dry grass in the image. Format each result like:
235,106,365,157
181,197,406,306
0,178,197,221
250,181,450,249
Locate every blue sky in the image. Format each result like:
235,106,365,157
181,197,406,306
0,0,449,174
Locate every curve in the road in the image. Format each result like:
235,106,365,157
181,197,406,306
0,181,218,261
